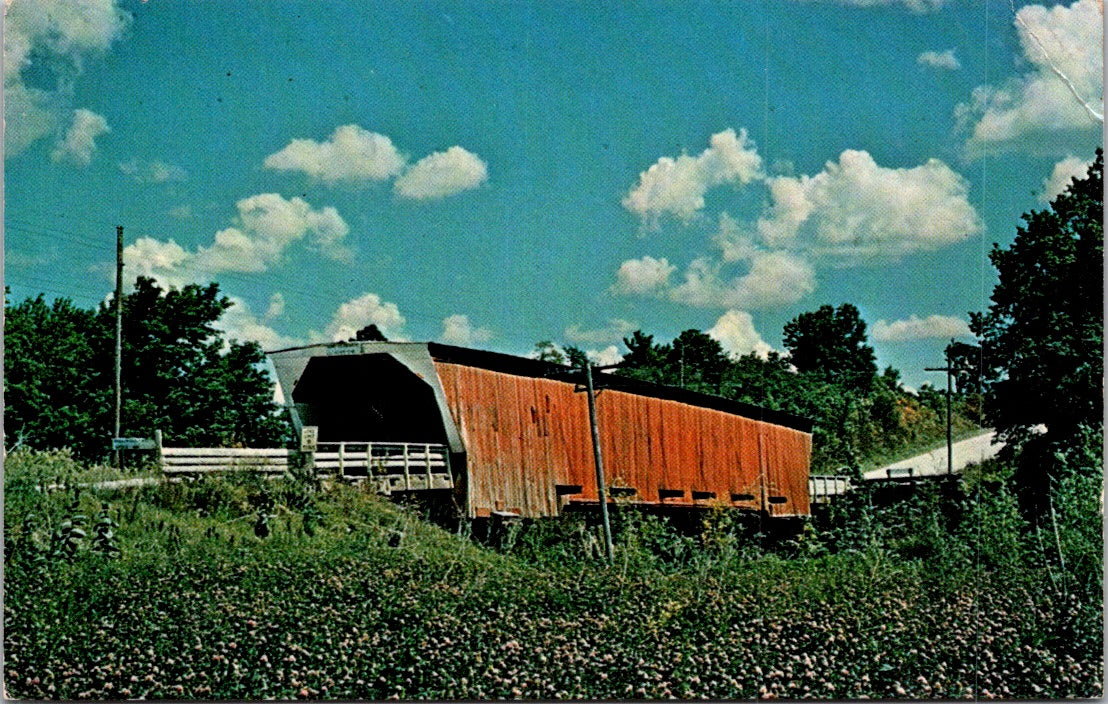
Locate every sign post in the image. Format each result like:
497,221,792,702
300,426,319,478
111,437,155,472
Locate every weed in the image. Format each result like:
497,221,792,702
91,503,121,558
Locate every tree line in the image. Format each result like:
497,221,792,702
4,277,291,460
5,152,1101,511
539,302,980,477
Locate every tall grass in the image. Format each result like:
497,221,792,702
4,449,1102,699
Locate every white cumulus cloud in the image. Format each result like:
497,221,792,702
670,251,816,309
193,194,349,273
51,108,109,165
622,128,763,226
957,0,1103,154
586,345,623,367
119,159,187,183
394,146,488,200
440,314,493,345
263,124,407,183
757,150,982,260
217,296,303,351
1040,155,1093,202
564,319,638,345
871,314,970,342
613,145,980,312
611,256,676,295
324,293,406,342
712,211,761,263
707,310,775,358
215,291,415,351
5,0,129,157
122,237,191,281
263,292,286,321
123,193,350,286
917,49,960,70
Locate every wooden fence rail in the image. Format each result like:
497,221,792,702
808,475,852,503
157,434,453,493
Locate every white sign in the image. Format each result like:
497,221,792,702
112,437,156,450
300,426,319,452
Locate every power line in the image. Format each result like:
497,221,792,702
7,216,469,335
6,226,115,254
6,274,113,301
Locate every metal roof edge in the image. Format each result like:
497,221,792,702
266,340,431,355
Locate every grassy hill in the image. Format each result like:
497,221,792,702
4,450,1101,700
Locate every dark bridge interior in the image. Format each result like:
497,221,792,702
291,353,449,445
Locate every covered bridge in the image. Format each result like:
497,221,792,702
268,341,813,520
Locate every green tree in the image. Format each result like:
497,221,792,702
532,340,567,365
4,277,292,460
666,329,730,394
3,293,110,454
563,345,589,369
615,328,729,393
782,303,877,392
616,330,671,385
946,341,982,397
970,150,1103,502
724,350,800,410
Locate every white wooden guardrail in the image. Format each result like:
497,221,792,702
808,475,852,503
156,432,452,493
313,442,453,492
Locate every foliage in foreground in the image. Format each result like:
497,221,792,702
4,451,1101,700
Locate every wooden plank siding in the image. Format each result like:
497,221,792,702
433,362,811,519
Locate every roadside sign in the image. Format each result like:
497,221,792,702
300,426,318,452
112,437,156,450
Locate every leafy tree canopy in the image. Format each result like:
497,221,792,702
667,329,730,395
782,303,877,392
563,345,590,369
533,340,567,365
617,331,671,385
971,151,1102,446
354,324,388,342
4,293,110,455
4,277,292,460
613,329,729,395
970,150,1103,497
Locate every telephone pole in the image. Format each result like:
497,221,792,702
584,362,615,563
114,225,123,469
924,340,955,476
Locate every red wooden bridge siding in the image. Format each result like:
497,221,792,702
434,361,811,519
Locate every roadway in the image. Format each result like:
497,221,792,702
862,430,1002,481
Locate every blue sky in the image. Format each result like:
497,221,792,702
5,0,1102,389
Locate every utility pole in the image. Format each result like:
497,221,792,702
584,362,615,563
114,225,124,469
679,345,685,388
924,340,954,476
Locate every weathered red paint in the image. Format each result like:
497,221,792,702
434,361,811,519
